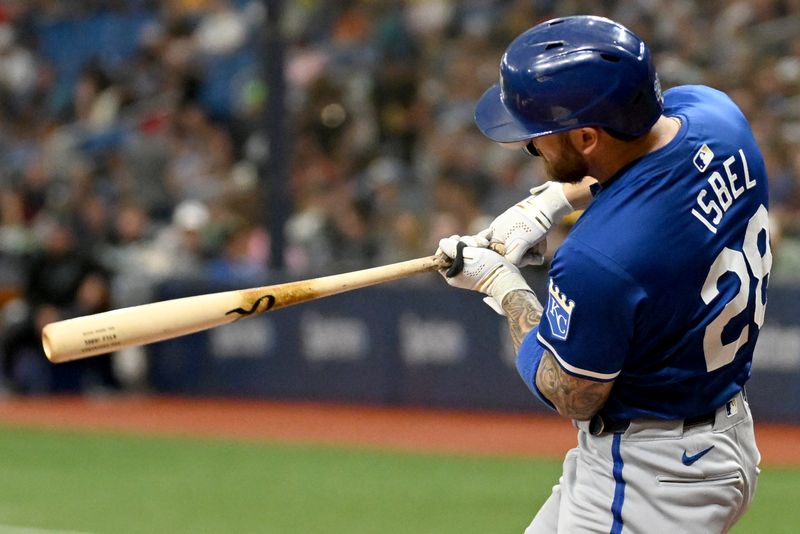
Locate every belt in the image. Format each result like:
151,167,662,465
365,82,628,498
588,410,716,436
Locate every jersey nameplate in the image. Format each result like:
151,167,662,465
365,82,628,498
546,278,575,341
690,148,756,234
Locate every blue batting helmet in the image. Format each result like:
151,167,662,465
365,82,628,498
475,15,664,143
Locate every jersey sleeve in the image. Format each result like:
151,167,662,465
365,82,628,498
536,241,647,381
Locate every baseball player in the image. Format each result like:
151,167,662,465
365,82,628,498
437,16,767,533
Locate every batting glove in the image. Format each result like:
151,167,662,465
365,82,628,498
437,235,533,315
487,181,574,266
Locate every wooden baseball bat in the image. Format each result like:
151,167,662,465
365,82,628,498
43,254,449,363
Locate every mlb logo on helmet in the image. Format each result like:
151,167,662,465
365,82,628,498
654,74,664,105
546,278,575,341
693,143,715,172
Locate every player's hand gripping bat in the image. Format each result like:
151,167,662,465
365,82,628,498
42,254,451,363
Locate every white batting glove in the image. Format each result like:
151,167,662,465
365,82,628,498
487,181,573,266
437,235,533,315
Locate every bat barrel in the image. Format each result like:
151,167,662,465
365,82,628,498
42,290,246,363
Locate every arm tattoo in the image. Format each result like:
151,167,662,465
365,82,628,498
502,290,543,352
536,351,612,420
502,289,612,419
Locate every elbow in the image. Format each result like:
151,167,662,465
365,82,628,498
553,403,598,421
533,349,613,420
536,376,610,421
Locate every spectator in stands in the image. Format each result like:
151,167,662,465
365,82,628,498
206,216,269,285
1,219,114,393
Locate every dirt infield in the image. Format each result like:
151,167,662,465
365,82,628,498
0,396,797,466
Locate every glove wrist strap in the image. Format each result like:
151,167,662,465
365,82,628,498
525,181,574,222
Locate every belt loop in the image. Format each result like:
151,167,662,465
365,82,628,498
589,414,605,436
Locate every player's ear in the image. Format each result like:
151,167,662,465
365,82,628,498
568,128,599,156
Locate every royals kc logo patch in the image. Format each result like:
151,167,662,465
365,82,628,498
546,278,575,341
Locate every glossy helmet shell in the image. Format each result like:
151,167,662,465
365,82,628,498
475,15,663,142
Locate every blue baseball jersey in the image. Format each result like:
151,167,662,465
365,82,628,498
525,85,771,421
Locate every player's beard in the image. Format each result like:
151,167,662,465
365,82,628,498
542,134,589,184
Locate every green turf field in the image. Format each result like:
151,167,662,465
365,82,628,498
0,427,796,533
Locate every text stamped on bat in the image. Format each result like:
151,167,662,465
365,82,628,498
80,327,122,353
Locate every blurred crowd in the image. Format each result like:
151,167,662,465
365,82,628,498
0,0,798,393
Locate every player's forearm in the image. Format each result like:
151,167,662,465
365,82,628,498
502,289,543,353
562,176,597,211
